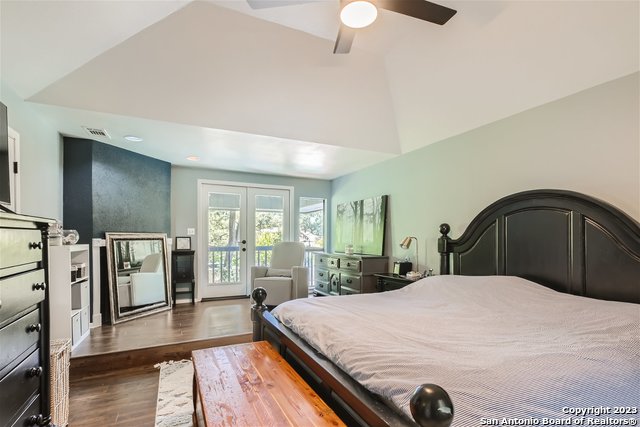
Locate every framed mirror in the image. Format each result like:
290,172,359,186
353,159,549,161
106,232,171,324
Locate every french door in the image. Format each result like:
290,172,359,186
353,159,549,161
197,181,292,299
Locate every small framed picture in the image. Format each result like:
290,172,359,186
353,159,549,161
123,261,131,269
175,236,191,250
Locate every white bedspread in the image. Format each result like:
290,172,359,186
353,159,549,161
272,275,640,426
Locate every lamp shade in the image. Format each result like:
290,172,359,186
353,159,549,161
400,236,414,249
340,1,378,29
399,236,420,276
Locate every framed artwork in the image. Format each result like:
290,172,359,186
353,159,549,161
175,236,191,250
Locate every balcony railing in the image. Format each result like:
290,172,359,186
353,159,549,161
208,245,323,285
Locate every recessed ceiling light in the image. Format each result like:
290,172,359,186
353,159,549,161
186,156,200,161
124,135,144,142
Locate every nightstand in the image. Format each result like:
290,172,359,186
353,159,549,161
374,273,417,292
171,250,195,305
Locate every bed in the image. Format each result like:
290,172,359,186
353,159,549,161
250,189,640,427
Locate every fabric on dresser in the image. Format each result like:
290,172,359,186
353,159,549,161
272,275,640,426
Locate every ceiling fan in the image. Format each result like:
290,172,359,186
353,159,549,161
246,0,457,54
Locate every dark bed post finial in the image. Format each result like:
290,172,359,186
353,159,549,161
251,287,268,342
410,383,454,427
438,223,451,275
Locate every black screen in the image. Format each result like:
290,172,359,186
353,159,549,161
0,102,10,206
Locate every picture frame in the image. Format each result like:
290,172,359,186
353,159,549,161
175,236,191,250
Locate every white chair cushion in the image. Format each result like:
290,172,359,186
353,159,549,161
265,268,291,277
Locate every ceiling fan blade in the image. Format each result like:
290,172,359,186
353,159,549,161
333,24,356,54
377,0,457,25
246,0,317,9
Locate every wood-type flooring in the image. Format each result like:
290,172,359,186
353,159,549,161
68,299,253,426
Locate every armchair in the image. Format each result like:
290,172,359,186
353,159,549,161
250,241,309,307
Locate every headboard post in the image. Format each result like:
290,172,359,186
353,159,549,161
438,223,452,275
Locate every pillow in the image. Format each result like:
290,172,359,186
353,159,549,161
266,268,291,277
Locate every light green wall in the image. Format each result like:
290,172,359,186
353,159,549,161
331,72,640,273
171,166,331,251
0,84,62,220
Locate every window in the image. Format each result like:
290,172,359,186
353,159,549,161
299,198,326,271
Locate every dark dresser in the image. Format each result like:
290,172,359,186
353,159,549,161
0,212,52,427
314,252,388,296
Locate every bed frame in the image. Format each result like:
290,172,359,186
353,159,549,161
251,189,640,427
438,189,639,303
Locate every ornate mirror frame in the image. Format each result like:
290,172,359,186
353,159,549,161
106,232,172,324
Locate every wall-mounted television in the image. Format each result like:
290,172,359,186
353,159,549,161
0,102,10,208
333,195,388,256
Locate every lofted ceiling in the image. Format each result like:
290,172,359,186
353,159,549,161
1,0,638,179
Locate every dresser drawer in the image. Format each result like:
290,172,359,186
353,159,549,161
0,349,41,425
0,270,46,326
340,258,361,273
314,268,329,283
317,255,340,269
0,229,43,270
329,273,340,294
9,394,41,427
340,273,361,291
314,280,329,295
0,309,40,375
340,287,360,296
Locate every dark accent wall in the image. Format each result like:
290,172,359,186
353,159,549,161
63,138,93,244
63,138,171,238
90,141,171,236
63,137,171,323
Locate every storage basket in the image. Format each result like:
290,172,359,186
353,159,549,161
50,339,71,427
73,263,86,279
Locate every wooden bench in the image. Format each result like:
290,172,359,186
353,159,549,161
192,341,345,426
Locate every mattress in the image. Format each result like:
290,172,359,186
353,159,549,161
272,275,640,426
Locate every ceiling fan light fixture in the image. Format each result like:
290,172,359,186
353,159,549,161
340,1,377,29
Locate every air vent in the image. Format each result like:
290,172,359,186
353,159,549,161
82,126,111,139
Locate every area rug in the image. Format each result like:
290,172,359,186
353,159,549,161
154,360,194,427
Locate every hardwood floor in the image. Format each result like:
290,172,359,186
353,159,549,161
72,298,252,357
68,299,253,426
69,366,159,426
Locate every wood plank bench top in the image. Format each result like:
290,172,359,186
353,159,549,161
192,341,345,427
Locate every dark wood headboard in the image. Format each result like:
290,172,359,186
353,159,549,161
438,189,640,303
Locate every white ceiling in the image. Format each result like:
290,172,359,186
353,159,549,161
1,0,638,179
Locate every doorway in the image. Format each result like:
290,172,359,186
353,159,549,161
0,127,20,213
197,181,293,299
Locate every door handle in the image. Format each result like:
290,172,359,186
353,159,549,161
241,240,247,244
242,248,246,252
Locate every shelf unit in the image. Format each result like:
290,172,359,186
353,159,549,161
172,250,195,304
49,244,90,349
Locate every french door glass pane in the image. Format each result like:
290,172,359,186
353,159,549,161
208,192,241,284
254,195,284,266
299,197,325,273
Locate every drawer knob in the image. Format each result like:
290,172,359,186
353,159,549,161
27,366,43,377
319,272,324,277
28,241,43,250
33,282,47,291
27,323,42,333
27,414,45,426
346,279,352,284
